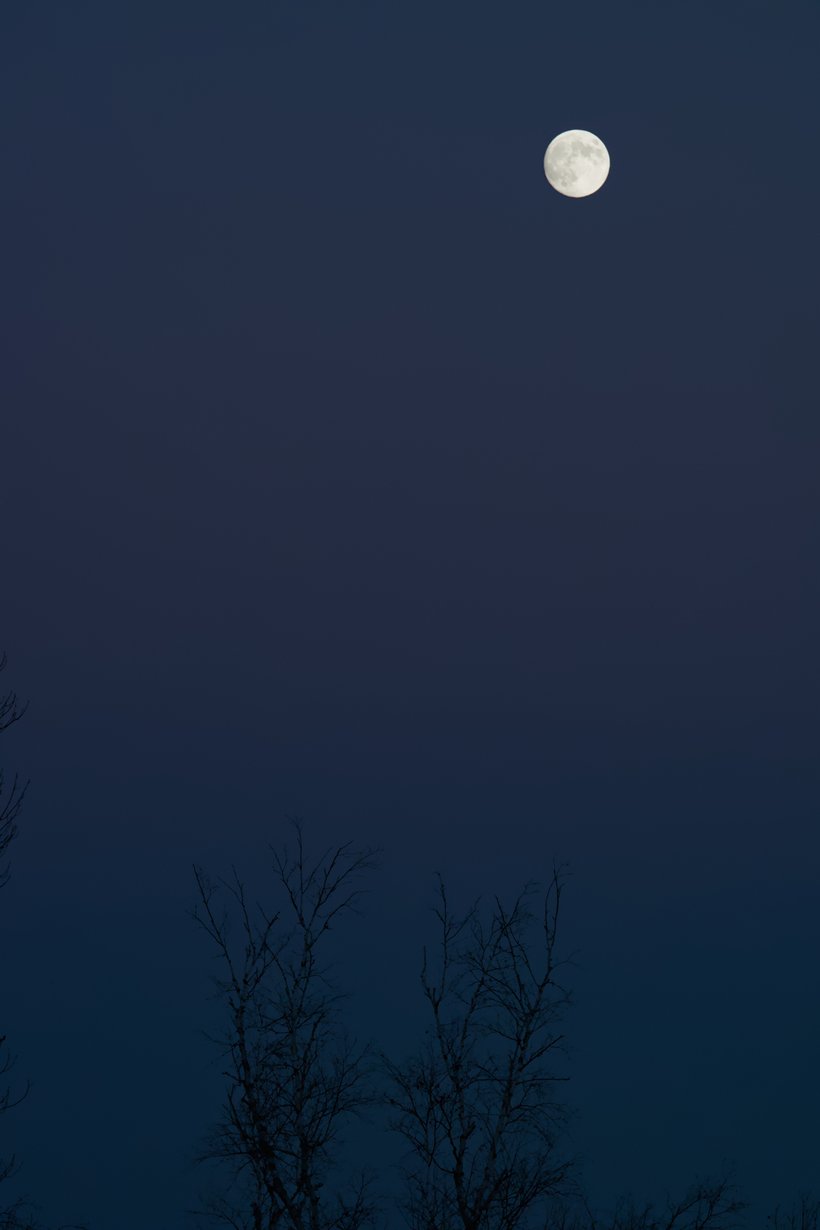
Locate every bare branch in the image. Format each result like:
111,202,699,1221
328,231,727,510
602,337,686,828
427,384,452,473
767,1194,820,1230
0,652,30,891
191,819,383,1230
554,1170,748,1230
380,862,575,1230
0,655,33,1225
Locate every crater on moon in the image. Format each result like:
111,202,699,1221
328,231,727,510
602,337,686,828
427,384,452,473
544,130,610,198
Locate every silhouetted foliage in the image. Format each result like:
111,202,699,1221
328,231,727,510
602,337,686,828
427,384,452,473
191,819,384,1230
378,866,575,1230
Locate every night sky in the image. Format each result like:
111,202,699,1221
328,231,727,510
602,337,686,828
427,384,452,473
2,2,819,1227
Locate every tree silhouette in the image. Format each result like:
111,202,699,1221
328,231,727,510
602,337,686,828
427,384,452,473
0,651,29,892
767,1195,820,1230
192,826,818,1230
190,820,384,1230
378,866,575,1230
0,651,32,1229
0,653,87,1230
549,1172,749,1230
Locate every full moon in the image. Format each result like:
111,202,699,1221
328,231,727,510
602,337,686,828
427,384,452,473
544,130,610,198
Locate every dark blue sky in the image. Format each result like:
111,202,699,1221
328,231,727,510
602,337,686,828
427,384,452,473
2,2,818,1227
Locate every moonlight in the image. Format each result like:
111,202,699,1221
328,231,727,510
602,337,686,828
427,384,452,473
544,130,610,198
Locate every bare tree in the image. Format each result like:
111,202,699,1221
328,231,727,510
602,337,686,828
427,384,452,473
0,1029,33,1230
191,819,384,1230
0,651,31,1228
767,1195,820,1230
0,651,29,892
0,654,87,1230
553,1172,748,1230
379,865,575,1230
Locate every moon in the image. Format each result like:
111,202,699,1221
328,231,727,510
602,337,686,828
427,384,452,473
544,130,610,198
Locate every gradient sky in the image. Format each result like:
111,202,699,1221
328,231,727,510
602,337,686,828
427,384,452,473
2,2,819,1228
